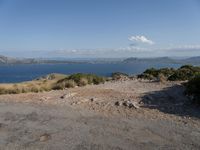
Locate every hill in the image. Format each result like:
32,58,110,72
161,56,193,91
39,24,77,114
123,56,200,65
0,55,82,64
1,54,200,65
123,57,176,64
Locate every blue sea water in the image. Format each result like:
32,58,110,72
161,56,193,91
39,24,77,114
0,63,181,83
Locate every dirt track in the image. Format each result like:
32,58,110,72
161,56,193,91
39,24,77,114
0,79,200,150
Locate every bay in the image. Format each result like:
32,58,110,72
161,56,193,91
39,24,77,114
0,63,181,83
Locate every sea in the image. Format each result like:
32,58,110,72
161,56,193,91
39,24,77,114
0,62,181,83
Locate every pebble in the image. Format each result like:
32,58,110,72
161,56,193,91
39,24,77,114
115,101,123,106
60,93,77,99
60,95,67,99
40,133,51,142
40,96,51,101
81,99,90,103
90,98,97,102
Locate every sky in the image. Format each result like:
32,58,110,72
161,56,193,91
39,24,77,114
0,0,200,58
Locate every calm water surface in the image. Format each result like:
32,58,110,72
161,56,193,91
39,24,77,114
0,63,181,83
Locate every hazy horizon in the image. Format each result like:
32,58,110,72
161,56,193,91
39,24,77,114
0,50,200,59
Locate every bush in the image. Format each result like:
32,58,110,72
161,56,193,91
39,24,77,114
111,72,129,80
67,73,105,85
168,66,200,81
138,65,200,81
52,83,65,90
0,88,20,94
0,73,106,95
40,86,51,92
0,87,6,94
79,78,88,86
30,87,39,93
54,73,105,89
168,68,193,81
6,84,21,94
21,87,28,93
64,80,76,88
137,73,155,80
92,76,105,84
159,68,176,77
138,67,176,80
185,75,200,105
52,80,76,90
143,68,159,77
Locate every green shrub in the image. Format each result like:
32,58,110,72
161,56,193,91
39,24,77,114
92,76,105,84
52,83,65,90
54,79,77,89
67,73,105,85
168,65,200,81
180,65,200,72
138,67,176,80
143,68,159,77
180,65,193,70
111,72,129,80
138,65,200,81
185,75,200,105
168,68,193,81
137,73,155,80
55,73,105,89
159,68,176,77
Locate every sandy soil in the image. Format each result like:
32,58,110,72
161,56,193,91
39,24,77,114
0,79,200,150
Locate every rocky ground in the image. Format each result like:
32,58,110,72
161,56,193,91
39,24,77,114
0,79,200,150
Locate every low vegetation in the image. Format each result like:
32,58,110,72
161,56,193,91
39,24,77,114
1,65,200,100
138,65,200,105
138,65,200,81
185,75,200,105
0,73,67,95
111,72,129,80
54,73,106,89
0,73,106,95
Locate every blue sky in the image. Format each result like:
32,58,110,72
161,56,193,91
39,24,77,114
0,0,200,58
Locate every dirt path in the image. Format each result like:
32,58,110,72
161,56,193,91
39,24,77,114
0,79,200,150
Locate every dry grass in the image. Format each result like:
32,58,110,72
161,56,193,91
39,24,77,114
78,78,88,86
157,73,167,83
0,73,106,95
0,73,68,95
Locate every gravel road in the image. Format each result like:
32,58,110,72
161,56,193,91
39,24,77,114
0,79,200,150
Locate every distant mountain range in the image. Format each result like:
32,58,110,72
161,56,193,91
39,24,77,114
123,57,176,63
0,55,123,64
0,55,37,64
0,55,84,64
182,57,200,65
0,55,200,65
123,57,200,65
